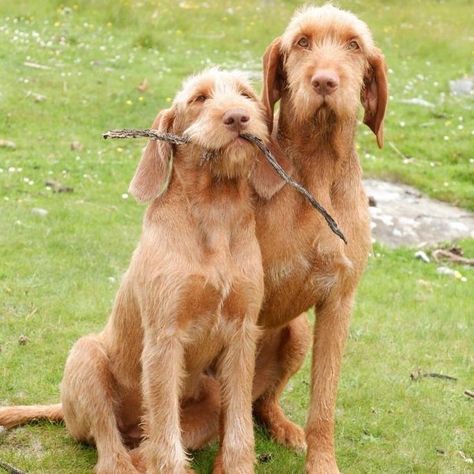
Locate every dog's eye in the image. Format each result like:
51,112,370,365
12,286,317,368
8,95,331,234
347,40,360,51
194,95,208,103
297,37,309,48
240,90,253,99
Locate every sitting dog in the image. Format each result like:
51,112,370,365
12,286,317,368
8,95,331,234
0,69,286,474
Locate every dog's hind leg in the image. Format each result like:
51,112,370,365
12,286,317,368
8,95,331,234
61,334,140,474
181,374,221,450
253,313,311,451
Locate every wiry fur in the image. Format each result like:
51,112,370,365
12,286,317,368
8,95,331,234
249,5,388,474
0,69,285,474
0,5,388,473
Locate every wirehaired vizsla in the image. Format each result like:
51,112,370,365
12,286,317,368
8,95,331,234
0,68,286,474
251,5,388,473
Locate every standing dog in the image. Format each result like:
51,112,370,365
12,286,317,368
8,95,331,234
250,5,388,473
0,69,285,474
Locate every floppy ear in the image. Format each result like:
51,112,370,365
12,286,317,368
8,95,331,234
128,108,175,203
250,138,293,200
262,37,284,134
361,48,388,149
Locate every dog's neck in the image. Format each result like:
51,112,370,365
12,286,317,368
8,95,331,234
166,148,252,226
277,94,360,195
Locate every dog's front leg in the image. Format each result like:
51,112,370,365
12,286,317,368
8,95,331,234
141,330,192,474
305,292,355,474
213,319,259,474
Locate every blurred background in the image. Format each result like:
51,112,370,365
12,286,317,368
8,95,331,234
0,1,472,472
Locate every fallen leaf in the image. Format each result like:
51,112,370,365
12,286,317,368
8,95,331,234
70,140,83,151
45,180,73,193
137,78,149,92
0,139,16,149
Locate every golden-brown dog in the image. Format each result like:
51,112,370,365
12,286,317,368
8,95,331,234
0,69,285,474
249,5,388,473
0,5,387,473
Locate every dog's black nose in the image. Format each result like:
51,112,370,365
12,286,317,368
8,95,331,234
223,109,250,131
311,70,339,96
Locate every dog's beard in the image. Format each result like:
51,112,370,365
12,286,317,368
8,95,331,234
289,83,357,127
312,105,338,128
203,140,254,179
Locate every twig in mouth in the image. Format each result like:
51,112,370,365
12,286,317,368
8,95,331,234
240,133,347,244
102,128,347,243
102,129,190,145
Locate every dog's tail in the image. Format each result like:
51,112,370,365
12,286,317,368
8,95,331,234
0,404,63,429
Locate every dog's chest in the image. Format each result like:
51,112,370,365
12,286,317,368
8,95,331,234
262,236,352,324
267,232,343,286
183,278,259,375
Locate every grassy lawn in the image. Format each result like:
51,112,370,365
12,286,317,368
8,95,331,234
0,0,472,473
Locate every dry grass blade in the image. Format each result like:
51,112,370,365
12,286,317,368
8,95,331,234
102,128,347,243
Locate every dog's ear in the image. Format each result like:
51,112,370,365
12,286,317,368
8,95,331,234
361,48,388,149
128,108,175,203
250,138,292,200
262,37,284,134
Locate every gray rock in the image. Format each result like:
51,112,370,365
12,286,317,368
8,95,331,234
363,180,474,247
32,208,48,217
414,250,430,263
449,78,473,96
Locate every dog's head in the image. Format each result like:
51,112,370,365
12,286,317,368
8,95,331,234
262,4,388,147
129,69,285,202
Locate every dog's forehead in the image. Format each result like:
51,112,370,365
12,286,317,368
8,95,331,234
281,5,374,50
175,69,251,104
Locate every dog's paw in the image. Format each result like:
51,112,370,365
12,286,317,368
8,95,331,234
95,454,141,474
305,452,340,474
268,417,307,452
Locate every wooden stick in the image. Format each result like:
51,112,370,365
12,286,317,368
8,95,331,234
0,460,26,474
410,369,457,382
103,129,189,145
423,373,457,381
432,249,474,266
102,128,347,243
241,133,347,244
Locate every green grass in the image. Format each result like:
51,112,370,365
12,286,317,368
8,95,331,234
0,0,473,472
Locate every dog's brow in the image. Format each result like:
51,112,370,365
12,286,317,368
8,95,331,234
213,78,239,96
